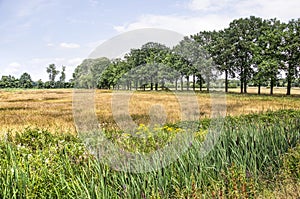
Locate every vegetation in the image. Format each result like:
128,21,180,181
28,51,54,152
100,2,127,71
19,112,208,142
1,14,300,198
0,109,299,198
0,64,73,89
1,89,300,134
73,16,300,95
1,16,300,95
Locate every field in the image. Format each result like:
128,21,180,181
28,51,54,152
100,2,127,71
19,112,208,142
1,88,300,134
0,88,300,198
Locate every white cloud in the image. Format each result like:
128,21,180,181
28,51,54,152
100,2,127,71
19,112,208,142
9,62,21,67
114,14,233,35
60,42,80,49
3,62,23,77
235,0,300,21
187,0,300,21
187,0,231,11
114,0,300,36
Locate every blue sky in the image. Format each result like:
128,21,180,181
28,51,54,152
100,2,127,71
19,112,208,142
1,0,300,81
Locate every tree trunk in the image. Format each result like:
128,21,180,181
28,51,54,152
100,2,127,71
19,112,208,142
240,67,244,94
287,78,292,95
193,74,196,91
270,78,274,95
155,83,158,91
258,83,261,95
175,79,178,91
186,76,190,91
199,75,202,92
181,75,183,91
206,77,210,92
243,65,247,93
225,69,228,93
150,77,153,90
287,66,292,95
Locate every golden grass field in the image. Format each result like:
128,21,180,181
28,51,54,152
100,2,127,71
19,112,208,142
0,88,300,135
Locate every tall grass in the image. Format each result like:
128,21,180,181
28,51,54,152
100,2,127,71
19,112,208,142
0,109,299,198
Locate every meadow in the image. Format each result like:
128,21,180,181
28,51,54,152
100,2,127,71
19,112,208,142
0,88,300,198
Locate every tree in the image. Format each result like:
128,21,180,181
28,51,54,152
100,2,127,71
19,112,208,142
46,64,59,82
203,29,235,92
281,19,300,95
252,18,283,95
73,58,111,89
228,16,263,93
59,66,66,82
36,79,44,89
19,72,33,88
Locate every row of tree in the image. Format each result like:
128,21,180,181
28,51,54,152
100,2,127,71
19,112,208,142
0,64,73,89
73,16,300,95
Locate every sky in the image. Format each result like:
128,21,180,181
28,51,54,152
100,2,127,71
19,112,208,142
0,0,300,81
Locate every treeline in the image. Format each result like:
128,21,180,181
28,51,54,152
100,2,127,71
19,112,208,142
73,16,300,95
1,16,300,95
0,64,73,89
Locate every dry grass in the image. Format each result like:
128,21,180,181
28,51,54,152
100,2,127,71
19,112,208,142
229,86,300,95
0,89,75,134
1,88,300,134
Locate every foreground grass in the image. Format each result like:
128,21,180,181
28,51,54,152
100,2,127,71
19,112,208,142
0,109,299,198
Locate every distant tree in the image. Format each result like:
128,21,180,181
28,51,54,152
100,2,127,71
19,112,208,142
177,35,215,91
281,19,300,95
19,72,33,88
73,58,111,88
228,16,263,93
252,18,283,95
0,75,18,88
36,79,44,89
198,29,235,93
46,64,59,82
59,66,66,82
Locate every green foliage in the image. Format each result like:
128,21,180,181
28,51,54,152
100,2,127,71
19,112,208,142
0,110,299,198
73,57,111,88
19,73,33,88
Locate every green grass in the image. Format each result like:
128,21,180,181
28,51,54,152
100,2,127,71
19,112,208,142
0,109,299,198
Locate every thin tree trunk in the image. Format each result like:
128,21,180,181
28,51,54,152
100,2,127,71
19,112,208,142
240,67,244,94
287,66,292,95
181,75,183,91
187,76,190,91
225,69,228,93
258,83,261,95
207,79,210,92
193,74,196,91
175,78,178,91
287,78,292,95
270,78,274,95
150,77,153,90
199,75,202,92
